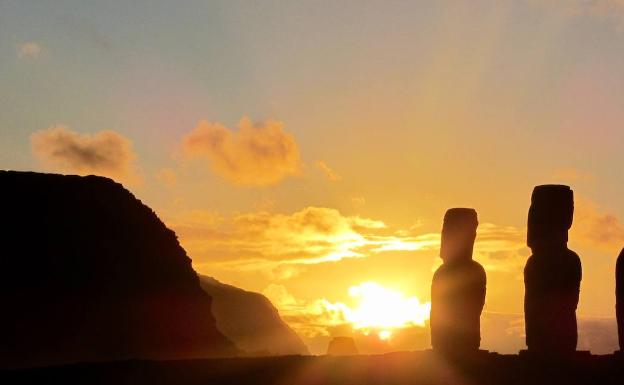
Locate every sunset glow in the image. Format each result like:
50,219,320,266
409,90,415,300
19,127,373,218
3,0,624,356
344,282,431,339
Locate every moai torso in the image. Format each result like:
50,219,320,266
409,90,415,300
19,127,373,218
431,259,486,352
524,247,581,353
524,185,581,356
617,248,624,351
430,208,486,355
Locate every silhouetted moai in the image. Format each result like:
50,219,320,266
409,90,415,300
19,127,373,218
617,248,624,351
431,208,486,356
524,185,581,356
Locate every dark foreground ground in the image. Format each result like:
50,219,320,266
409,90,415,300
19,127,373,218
3,351,624,385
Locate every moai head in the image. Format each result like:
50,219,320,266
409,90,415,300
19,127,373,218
440,208,478,263
527,185,574,251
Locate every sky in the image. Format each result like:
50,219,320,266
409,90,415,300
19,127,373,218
2,0,624,354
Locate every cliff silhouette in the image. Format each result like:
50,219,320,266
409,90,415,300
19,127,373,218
0,171,236,368
199,276,308,356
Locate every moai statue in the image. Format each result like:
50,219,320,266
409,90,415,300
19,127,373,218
617,248,624,351
431,208,486,356
524,185,581,356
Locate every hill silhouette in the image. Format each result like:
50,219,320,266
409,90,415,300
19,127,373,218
199,276,308,356
0,171,235,369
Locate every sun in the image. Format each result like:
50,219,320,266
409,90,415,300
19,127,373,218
342,282,431,340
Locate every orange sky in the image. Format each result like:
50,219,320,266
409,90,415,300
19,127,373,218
3,1,624,354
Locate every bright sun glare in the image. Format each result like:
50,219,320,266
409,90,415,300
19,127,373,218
342,282,431,340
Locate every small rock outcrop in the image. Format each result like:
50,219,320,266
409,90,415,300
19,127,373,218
199,276,309,356
0,171,235,368
327,337,359,355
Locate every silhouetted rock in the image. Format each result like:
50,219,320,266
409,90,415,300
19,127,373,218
524,185,581,357
617,248,624,351
0,171,236,369
199,276,308,356
431,208,486,356
327,337,359,355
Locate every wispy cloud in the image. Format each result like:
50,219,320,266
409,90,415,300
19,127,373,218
30,125,141,185
473,223,529,272
181,117,301,186
316,160,342,181
18,42,42,59
166,205,533,279
166,206,437,279
471,196,624,270
572,196,624,252
177,202,614,282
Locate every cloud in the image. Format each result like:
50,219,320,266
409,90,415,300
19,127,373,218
264,282,619,355
166,206,439,279
263,284,300,308
18,42,42,59
572,197,624,252
422,223,529,274
181,117,301,186
166,204,535,278
468,196,624,271
260,283,434,355
316,160,341,181
467,197,624,272
473,223,529,272
262,283,350,338
30,125,141,184
262,283,430,341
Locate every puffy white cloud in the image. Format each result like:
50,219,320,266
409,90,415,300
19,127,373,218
30,125,141,184
181,117,301,186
